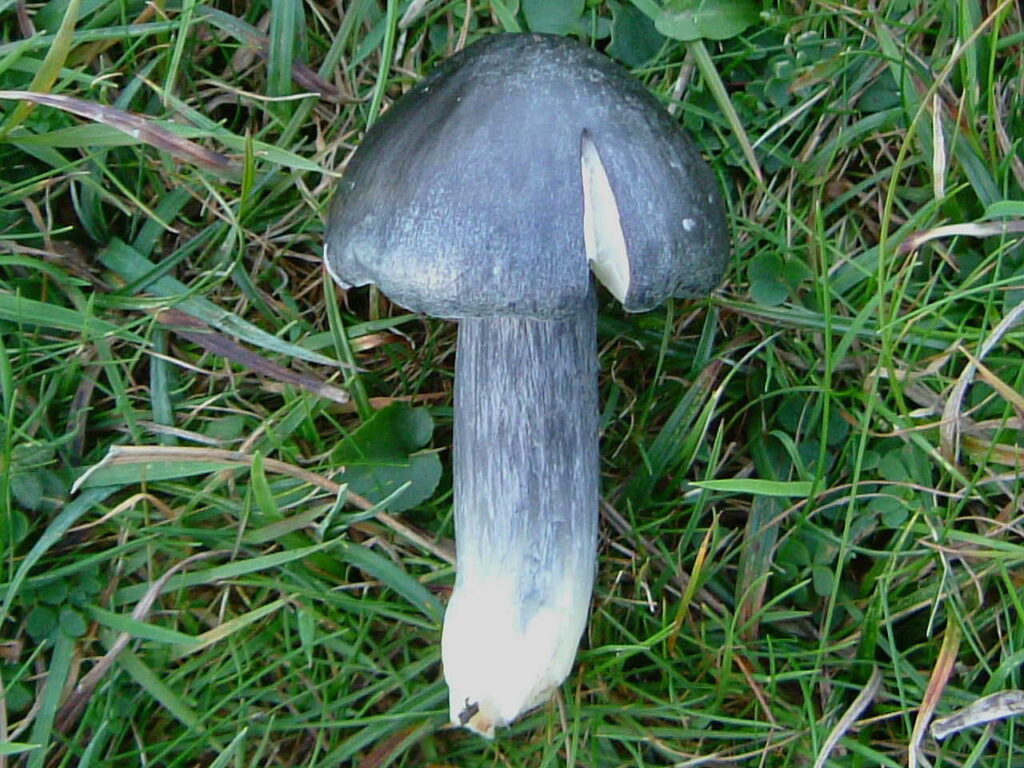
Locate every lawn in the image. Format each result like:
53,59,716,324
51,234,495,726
2,1,1024,766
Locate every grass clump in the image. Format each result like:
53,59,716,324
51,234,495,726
1,1,1024,766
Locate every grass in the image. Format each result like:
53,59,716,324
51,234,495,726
1,0,1023,765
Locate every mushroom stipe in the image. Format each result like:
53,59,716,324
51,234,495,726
325,32,729,738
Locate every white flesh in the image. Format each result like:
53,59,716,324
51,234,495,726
581,133,630,302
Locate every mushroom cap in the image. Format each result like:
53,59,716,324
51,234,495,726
325,33,728,319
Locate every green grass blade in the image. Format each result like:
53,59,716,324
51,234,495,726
0,0,79,136
366,0,400,128
687,38,762,183
173,598,288,657
25,631,74,768
0,742,41,757
0,487,117,627
116,647,217,747
337,540,443,622
208,728,248,768
164,0,199,105
690,479,813,497
112,544,333,605
98,238,341,368
87,606,200,645
0,291,132,338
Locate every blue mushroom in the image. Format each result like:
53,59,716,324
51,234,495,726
325,33,728,737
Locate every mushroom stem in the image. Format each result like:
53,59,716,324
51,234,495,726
441,288,599,737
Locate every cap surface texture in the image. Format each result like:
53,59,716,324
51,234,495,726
325,33,728,318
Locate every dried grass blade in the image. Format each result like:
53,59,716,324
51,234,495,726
157,308,349,405
899,220,1024,254
941,299,1024,462
932,690,1024,740
668,514,715,654
811,667,882,768
909,621,961,767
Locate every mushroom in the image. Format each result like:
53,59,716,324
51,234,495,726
324,33,728,737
